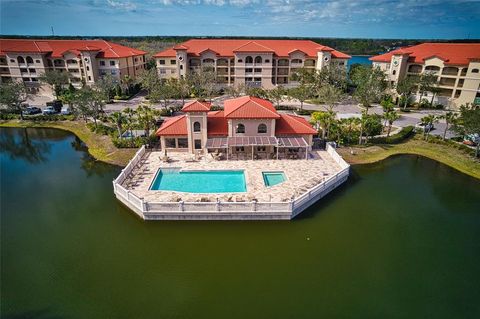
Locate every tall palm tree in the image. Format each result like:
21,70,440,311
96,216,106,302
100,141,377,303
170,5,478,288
440,111,458,140
420,114,439,140
384,110,400,137
109,112,126,138
123,107,136,138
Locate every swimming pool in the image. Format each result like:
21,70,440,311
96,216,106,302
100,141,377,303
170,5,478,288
263,171,286,187
150,169,246,193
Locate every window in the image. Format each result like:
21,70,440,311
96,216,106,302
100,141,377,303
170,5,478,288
87,66,90,71
235,146,245,152
109,61,115,66
26,56,34,64
392,70,396,75
88,76,92,81
165,138,176,148
238,59,243,63
472,69,479,73
20,68,28,73
180,65,183,70
254,77,261,82
254,68,262,73
31,78,38,82
100,70,107,76
111,70,117,75
193,121,201,132
202,58,214,64
22,77,30,82
254,56,262,64
177,138,188,148
170,59,176,65
67,59,77,64
17,56,25,64
246,68,253,73
291,59,302,64
29,68,36,73
256,146,266,152
245,56,253,64
160,69,166,74
159,60,165,65
265,59,270,63
100,61,105,66
134,57,138,62
236,123,245,134
194,139,202,149
10,59,15,63
257,123,267,133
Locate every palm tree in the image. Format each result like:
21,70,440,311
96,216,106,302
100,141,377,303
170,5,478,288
440,111,458,140
311,111,336,139
123,107,136,138
383,110,400,137
109,112,126,138
420,114,439,140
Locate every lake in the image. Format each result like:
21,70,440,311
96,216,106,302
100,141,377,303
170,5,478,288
1,127,479,319
348,55,372,69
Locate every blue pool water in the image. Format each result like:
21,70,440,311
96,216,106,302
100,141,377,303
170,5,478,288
150,169,246,193
263,172,286,187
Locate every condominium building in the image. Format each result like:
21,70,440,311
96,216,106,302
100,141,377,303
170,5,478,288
154,39,350,89
370,43,480,108
0,39,147,94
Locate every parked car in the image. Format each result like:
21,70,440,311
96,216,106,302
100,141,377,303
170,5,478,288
22,106,42,115
61,106,72,115
463,133,479,146
415,122,434,132
46,100,63,113
42,106,57,115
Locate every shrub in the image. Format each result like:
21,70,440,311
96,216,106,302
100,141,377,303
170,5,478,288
112,135,158,148
26,114,76,121
0,113,20,120
86,122,116,136
426,135,476,157
369,126,414,144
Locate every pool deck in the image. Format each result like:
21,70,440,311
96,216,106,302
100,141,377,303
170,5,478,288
122,150,342,203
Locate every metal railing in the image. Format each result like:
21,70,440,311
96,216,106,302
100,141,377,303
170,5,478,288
113,143,350,219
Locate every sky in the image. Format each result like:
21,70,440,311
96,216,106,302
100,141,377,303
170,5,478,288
1,0,479,39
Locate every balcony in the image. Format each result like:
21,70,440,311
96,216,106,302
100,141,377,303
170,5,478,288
439,77,456,87
442,67,459,76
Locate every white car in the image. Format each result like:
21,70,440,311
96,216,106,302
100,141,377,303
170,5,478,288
415,122,434,132
42,106,56,115
61,106,72,115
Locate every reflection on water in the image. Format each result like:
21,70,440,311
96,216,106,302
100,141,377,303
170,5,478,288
0,128,51,164
70,136,118,177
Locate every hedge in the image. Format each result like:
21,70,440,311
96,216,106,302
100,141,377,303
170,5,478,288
0,113,76,121
112,135,158,148
369,126,414,144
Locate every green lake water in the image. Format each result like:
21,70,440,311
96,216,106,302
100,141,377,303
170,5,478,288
1,127,480,319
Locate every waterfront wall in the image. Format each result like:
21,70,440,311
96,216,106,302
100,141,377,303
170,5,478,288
113,143,349,220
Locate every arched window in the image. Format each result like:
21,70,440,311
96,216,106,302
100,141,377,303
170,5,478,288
291,59,302,64
245,56,253,64
17,56,25,64
193,121,201,132
257,123,267,133
26,56,34,64
236,123,245,134
472,69,479,73
425,65,440,73
254,56,262,64
202,58,214,64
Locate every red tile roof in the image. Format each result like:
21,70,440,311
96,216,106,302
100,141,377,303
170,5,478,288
370,43,480,65
181,100,211,112
0,39,146,58
154,39,351,59
275,114,317,135
155,115,187,136
224,96,280,119
207,111,228,136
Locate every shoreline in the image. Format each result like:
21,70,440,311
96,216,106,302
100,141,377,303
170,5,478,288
2,121,479,179
0,120,136,166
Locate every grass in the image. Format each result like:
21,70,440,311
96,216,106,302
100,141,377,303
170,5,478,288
0,120,137,166
338,135,480,179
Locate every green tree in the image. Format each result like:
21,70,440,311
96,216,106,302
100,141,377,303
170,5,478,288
317,83,345,113
418,73,437,104
224,83,246,98
38,70,70,98
136,104,159,136
187,66,216,100
362,112,383,142
383,110,400,137
245,87,268,99
453,104,480,157
71,87,105,128
123,107,136,138
311,111,336,139
109,111,126,138
0,82,28,120
267,86,286,108
420,114,439,140
150,80,174,107
288,84,312,110
169,77,191,105
439,111,458,140
96,74,117,101
139,68,161,97
351,65,387,144
396,76,418,109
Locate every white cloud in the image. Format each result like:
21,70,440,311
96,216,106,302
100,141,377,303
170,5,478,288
106,0,137,11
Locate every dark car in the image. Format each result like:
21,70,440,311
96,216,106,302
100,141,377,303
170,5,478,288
22,106,42,115
46,100,63,113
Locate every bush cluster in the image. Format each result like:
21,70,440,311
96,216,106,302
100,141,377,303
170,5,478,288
369,126,414,144
112,135,158,148
426,135,476,156
86,122,116,136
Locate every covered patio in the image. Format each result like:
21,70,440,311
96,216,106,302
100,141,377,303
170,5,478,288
205,136,310,160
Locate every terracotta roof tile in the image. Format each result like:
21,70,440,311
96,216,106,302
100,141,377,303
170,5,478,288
370,43,480,65
207,111,228,136
156,115,187,136
0,39,145,58
224,96,280,119
275,114,317,135
154,39,351,59
181,100,211,112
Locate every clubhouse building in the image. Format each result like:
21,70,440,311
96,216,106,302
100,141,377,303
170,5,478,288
154,39,351,89
156,96,317,160
370,43,480,108
0,39,147,94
